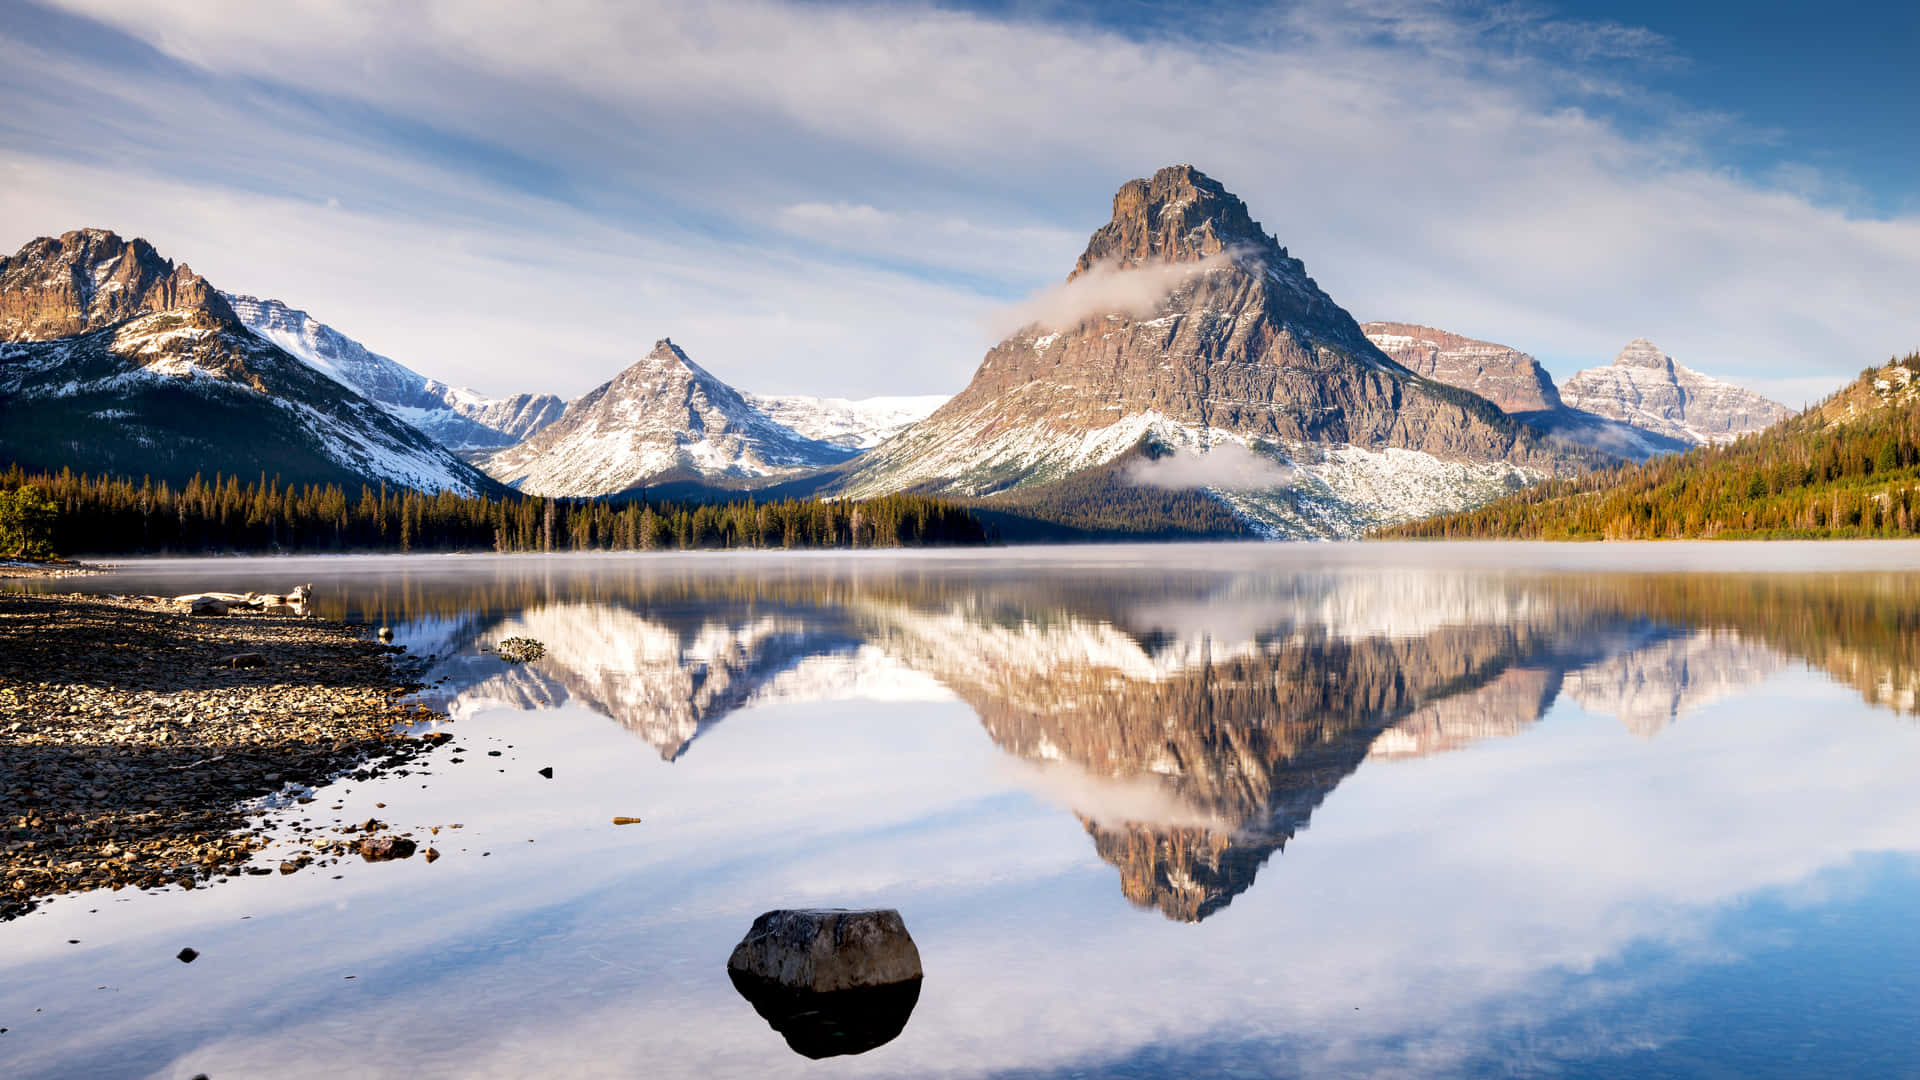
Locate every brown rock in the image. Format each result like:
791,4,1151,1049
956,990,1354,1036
726,908,922,993
357,834,416,862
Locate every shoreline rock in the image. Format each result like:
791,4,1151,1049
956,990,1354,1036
0,590,447,919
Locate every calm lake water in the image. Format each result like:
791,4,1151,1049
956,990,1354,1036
7,542,1920,1078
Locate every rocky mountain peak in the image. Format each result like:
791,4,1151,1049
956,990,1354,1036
0,228,235,341
1560,339,1791,446
1614,338,1675,373
1073,164,1272,277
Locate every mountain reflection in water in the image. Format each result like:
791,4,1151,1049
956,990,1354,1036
230,556,1917,925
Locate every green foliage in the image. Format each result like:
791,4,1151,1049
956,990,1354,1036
0,466,989,555
1378,352,1920,540
0,483,59,558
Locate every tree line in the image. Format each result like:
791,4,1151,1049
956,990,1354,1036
0,465,991,556
1380,354,1920,540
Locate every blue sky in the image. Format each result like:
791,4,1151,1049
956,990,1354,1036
1,0,1914,404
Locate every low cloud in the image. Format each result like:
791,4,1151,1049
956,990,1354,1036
1126,443,1293,491
988,251,1242,338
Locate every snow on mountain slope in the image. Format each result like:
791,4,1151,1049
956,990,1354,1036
0,230,494,493
1559,338,1791,446
482,339,858,496
742,393,947,449
835,166,1589,537
227,295,565,451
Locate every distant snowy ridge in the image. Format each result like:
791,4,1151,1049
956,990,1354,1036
227,294,565,451
743,393,947,449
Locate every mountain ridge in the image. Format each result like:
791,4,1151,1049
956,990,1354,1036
835,165,1597,536
0,228,497,494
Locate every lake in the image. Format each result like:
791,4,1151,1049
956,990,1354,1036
6,542,1920,1078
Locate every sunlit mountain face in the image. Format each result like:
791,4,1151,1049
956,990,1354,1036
94,552,1907,924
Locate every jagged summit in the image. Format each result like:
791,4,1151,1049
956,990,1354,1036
481,338,857,496
838,166,1591,533
1560,338,1790,446
1613,338,1677,372
0,228,496,493
0,228,234,341
1074,165,1271,273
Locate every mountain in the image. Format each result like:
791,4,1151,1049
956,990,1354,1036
742,393,947,450
1362,322,1690,461
0,229,495,493
226,295,566,452
835,166,1594,537
1381,353,1920,539
1360,322,1561,413
1558,338,1791,446
481,339,858,496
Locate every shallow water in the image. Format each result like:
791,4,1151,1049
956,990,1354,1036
7,542,1920,1078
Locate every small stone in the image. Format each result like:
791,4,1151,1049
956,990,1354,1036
177,947,199,963
357,834,416,862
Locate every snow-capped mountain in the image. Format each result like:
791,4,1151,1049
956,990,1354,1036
1361,322,1690,462
1558,338,1791,446
227,295,565,452
481,338,858,496
742,393,946,449
834,166,1595,537
0,229,494,493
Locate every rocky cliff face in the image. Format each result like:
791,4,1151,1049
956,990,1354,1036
481,339,857,496
0,229,494,493
1360,322,1693,461
837,166,1590,534
227,295,566,451
1559,339,1791,445
0,229,234,341
1361,322,1561,413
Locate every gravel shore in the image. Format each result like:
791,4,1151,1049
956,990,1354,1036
1,591,445,919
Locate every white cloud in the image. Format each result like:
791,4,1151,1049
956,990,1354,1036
7,0,1917,403
987,251,1244,338
1124,442,1295,492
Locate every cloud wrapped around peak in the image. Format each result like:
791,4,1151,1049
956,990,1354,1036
988,251,1243,338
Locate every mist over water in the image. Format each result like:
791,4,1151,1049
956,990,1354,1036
7,543,1920,1078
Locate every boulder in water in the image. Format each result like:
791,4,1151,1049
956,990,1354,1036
726,907,922,992
726,908,923,1059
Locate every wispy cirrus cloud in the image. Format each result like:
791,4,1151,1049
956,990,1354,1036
0,0,1914,402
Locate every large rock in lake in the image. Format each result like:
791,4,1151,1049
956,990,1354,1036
726,908,921,992
726,908,923,1059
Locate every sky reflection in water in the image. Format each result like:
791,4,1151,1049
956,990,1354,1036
6,543,1920,1078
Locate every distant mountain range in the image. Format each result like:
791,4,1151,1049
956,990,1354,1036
1360,323,1788,461
0,230,494,494
226,295,567,453
1383,354,1920,539
0,170,1808,533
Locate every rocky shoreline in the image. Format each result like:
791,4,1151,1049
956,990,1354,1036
0,590,445,919
0,559,107,580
